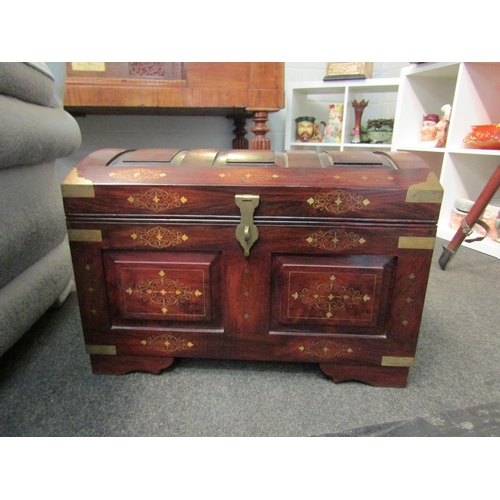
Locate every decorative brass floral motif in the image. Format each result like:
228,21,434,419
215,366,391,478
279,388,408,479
298,340,353,358
218,170,279,183
292,274,370,318
140,335,194,352
307,190,370,214
127,188,187,212
130,227,188,249
109,169,167,181
127,270,202,314
306,229,366,251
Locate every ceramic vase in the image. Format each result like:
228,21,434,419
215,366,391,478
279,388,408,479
323,104,343,143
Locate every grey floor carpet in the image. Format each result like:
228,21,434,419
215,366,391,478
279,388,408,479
1,238,500,436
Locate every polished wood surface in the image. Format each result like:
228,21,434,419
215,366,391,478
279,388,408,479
64,63,285,149
63,149,442,387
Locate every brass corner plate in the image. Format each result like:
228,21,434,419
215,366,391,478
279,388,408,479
398,236,436,250
381,356,414,367
61,168,95,198
406,172,443,203
68,229,103,242
86,344,117,355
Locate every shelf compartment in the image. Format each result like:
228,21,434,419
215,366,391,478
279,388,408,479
392,63,459,149
438,152,500,258
285,78,399,152
449,63,500,151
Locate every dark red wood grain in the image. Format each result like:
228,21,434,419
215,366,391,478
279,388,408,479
64,150,441,387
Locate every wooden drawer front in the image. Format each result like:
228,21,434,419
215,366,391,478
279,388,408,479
103,251,220,326
271,254,396,335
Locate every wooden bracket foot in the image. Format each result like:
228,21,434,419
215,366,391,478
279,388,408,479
90,354,175,375
320,363,409,388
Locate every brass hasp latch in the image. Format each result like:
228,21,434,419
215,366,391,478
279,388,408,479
235,194,260,257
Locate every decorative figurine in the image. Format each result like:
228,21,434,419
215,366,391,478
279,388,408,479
311,122,325,142
435,104,452,148
366,118,394,143
351,99,369,143
295,116,316,142
323,104,343,143
421,113,440,145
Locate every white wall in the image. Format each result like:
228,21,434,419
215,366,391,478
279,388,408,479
57,62,409,180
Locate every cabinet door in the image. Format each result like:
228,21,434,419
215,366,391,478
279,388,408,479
271,254,396,336
103,251,220,327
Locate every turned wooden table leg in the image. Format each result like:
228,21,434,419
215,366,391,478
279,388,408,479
228,113,250,149
250,111,271,150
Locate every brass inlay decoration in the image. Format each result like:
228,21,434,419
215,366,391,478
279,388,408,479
85,344,117,355
140,335,194,353
331,172,396,184
130,227,188,249
127,188,188,212
396,273,418,327
381,356,415,367
218,170,279,183
306,229,366,251
298,340,353,358
61,168,95,198
307,190,370,214
130,270,202,314
398,236,436,250
406,172,443,203
108,169,168,181
68,229,102,242
292,274,370,319
80,263,101,316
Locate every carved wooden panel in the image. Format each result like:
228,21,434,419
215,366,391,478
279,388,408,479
103,251,220,326
271,254,396,335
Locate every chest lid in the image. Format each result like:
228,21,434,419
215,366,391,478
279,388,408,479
62,149,443,222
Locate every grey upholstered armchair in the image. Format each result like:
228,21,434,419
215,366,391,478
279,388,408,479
0,62,81,357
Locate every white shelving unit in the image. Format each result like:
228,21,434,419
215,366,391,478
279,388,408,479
284,78,400,151
391,62,500,259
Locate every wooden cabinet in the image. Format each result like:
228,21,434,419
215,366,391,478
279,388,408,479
63,62,285,150
62,148,442,387
392,62,500,259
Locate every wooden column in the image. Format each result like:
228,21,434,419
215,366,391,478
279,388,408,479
250,111,271,150
228,113,251,150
